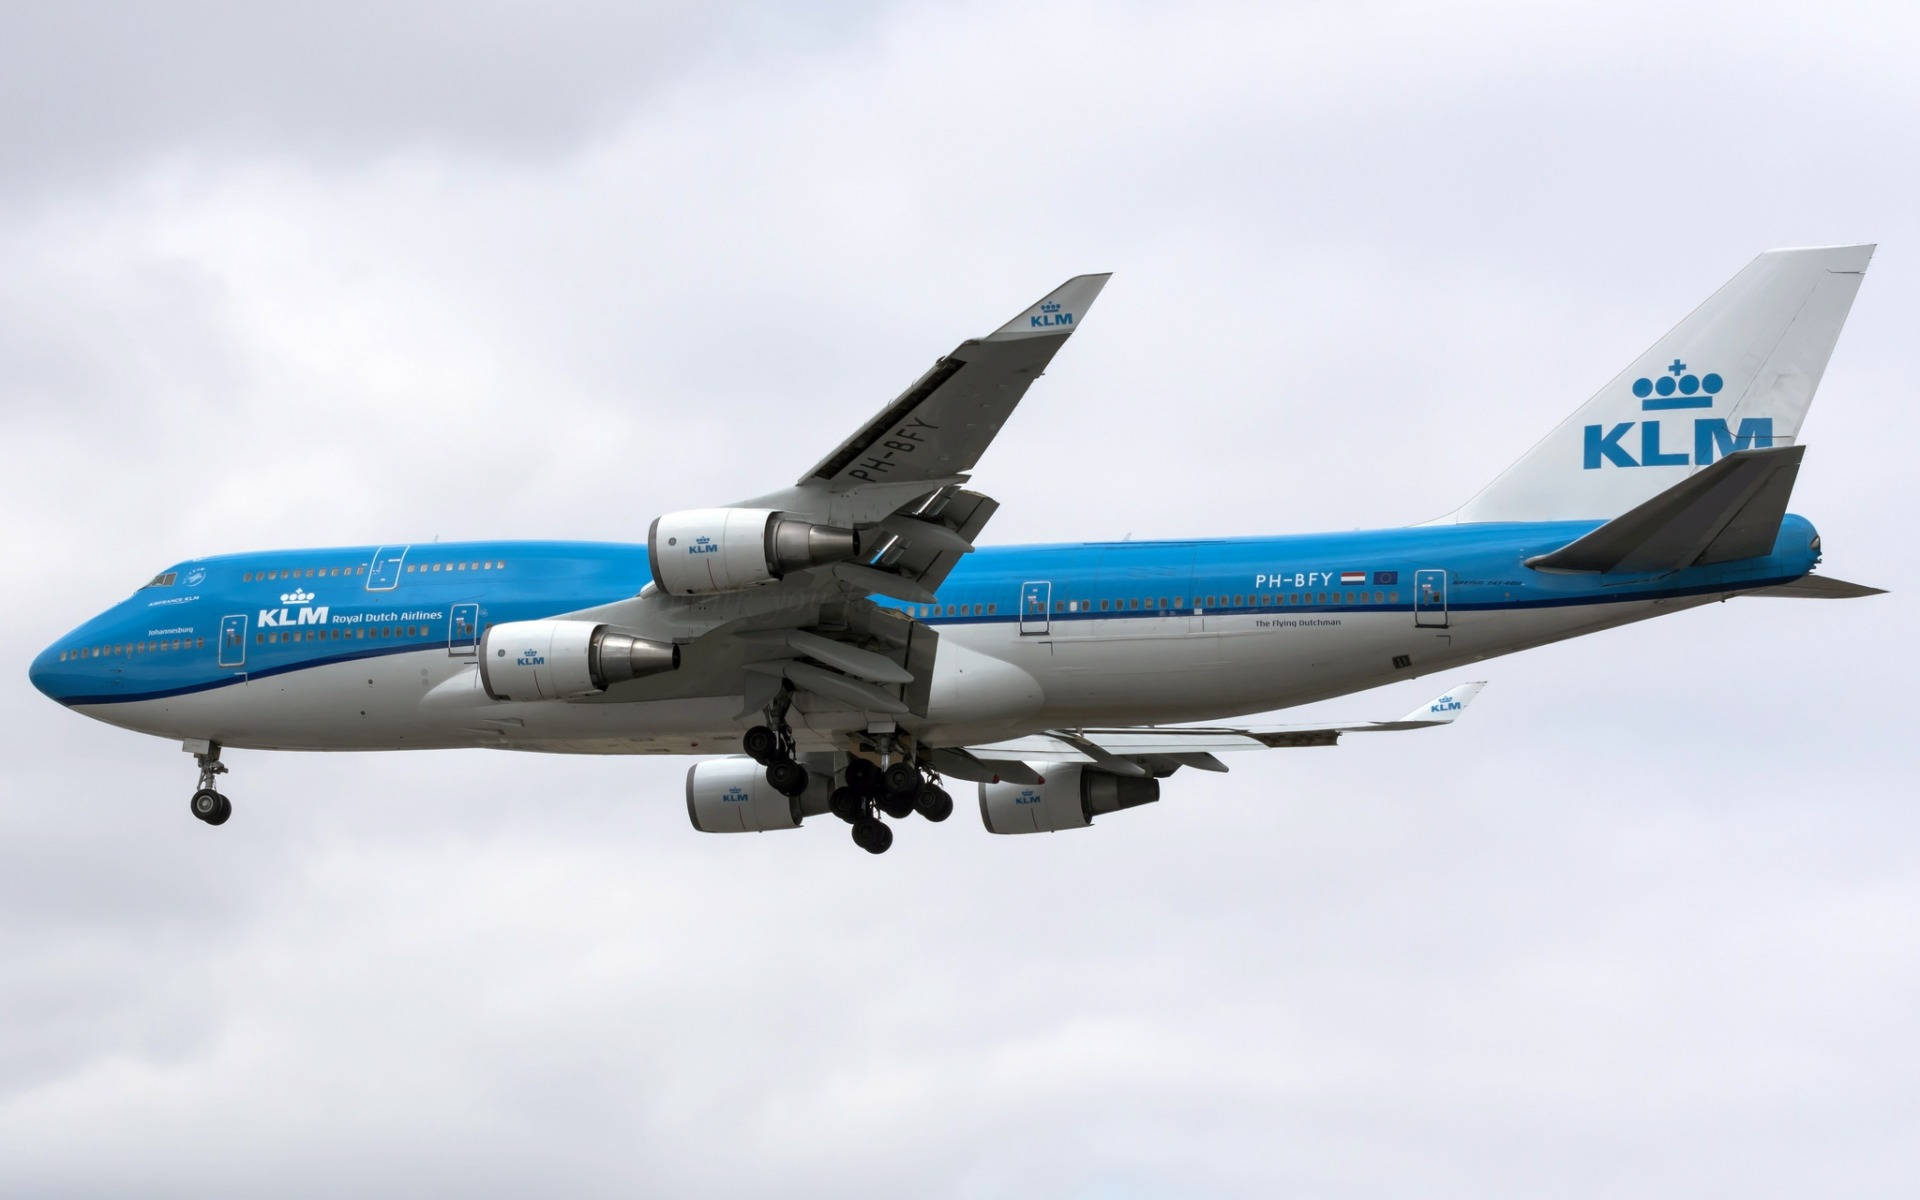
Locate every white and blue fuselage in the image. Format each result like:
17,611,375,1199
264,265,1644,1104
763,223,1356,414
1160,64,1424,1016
27,517,1822,754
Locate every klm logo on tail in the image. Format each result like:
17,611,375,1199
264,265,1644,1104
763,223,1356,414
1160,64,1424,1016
1583,360,1773,469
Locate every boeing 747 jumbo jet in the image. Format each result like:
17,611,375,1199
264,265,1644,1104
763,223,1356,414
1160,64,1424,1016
29,247,1884,853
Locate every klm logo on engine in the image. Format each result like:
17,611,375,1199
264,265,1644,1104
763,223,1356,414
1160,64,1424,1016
1583,360,1773,469
689,535,719,555
723,786,749,804
1029,300,1073,329
258,588,329,628
517,648,546,667
1014,788,1043,806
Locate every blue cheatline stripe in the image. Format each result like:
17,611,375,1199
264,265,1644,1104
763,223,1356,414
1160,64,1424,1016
68,573,1801,707
60,641,446,707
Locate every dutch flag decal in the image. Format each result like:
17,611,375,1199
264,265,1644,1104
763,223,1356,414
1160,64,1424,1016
1340,571,1366,585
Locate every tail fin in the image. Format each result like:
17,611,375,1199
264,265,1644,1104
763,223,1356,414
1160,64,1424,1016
1444,245,1873,524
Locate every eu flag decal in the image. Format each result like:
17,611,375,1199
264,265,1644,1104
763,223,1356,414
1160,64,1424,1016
1373,570,1399,585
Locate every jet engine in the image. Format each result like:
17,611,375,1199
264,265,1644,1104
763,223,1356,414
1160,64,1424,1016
648,508,860,596
978,764,1161,834
479,620,679,701
686,756,807,833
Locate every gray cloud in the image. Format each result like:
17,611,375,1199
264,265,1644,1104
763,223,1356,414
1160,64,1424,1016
3,1,1917,1195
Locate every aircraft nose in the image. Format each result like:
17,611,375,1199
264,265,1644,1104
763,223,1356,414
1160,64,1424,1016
28,641,65,704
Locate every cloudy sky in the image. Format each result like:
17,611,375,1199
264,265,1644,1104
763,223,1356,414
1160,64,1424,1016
3,2,1917,1194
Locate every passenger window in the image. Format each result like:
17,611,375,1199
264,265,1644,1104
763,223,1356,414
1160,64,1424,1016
406,564,416,573
496,561,506,569
1233,594,1244,606
987,603,997,615
1390,591,1400,603
242,572,252,582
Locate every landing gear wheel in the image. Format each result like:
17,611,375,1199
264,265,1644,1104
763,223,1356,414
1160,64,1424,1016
742,725,780,764
851,817,894,855
828,787,863,824
766,759,809,797
191,789,231,825
913,783,953,823
877,789,917,820
844,757,881,791
881,761,920,796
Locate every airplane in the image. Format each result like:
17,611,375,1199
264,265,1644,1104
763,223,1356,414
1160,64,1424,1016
28,246,1885,854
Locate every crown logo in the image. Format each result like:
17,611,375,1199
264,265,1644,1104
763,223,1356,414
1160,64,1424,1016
1633,358,1721,410
281,588,314,605
1039,301,1061,313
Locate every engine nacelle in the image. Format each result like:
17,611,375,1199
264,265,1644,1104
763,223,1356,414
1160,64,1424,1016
978,764,1161,834
686,757,804,833
479,620,679,701
648,507,859,596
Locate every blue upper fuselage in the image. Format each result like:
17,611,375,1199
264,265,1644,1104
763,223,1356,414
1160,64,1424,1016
28,517,1822,707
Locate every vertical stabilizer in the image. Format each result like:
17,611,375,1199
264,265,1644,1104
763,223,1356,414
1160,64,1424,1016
1444,245,1872,524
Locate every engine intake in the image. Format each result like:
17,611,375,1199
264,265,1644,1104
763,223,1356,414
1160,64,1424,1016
978,764,1160,834
686,757,806,833
479,619,679,701
648,508,859,596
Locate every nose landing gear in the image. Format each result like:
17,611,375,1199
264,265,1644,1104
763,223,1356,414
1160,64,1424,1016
185,740,232,826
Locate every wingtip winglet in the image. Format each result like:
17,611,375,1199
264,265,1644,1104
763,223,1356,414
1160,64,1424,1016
1396,680,1486,725
990,272,1112,340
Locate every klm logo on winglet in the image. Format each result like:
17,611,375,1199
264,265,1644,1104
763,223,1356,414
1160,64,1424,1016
1029,300,1073,329
1583,359,1773,469
1430,696,1463,714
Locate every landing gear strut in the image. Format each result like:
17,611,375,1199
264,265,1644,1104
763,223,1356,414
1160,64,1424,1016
186,741,232,826
743,686,809,799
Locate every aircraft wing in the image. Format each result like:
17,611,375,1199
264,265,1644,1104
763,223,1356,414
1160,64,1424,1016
955,683,1486,778
728,271,1110,597
796,273,1112,492
561,274,1111,723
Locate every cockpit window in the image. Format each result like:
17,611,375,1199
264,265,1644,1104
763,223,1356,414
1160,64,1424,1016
142,572,178,588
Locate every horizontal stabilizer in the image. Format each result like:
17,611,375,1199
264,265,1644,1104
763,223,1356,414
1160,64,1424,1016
1745,574,1887,599
1526,445,1804,574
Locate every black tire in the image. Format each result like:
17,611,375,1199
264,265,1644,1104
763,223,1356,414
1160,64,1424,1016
914,784,953,823
882,761,920,796
206,794,232,826
190,788,222,823
766,759,809,797
852,817,893,855
828,787,863,824
742,725,780,764
844,757,881,791
877,790,916,820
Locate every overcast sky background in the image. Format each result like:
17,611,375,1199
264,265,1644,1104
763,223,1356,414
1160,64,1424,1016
3,2,1917,1195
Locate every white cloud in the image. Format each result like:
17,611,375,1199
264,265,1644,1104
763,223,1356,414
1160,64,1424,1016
3,1,1917,1195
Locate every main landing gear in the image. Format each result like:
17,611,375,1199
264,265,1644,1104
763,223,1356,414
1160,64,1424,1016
186,741,232,826
828,754,953,856
743,685,811,800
